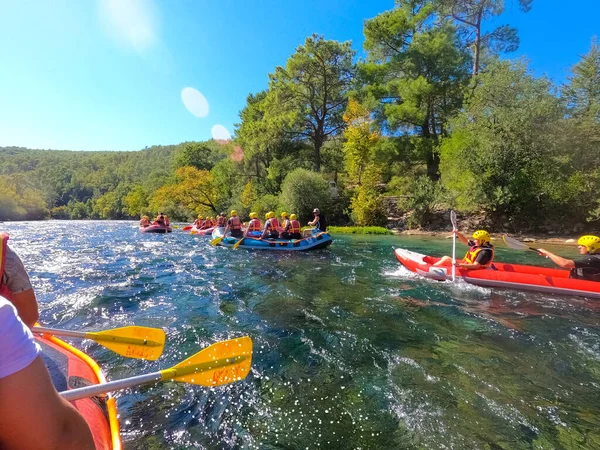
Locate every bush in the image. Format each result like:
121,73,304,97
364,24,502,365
251,194,280,219
401,176,444,228
279,168,331,223
327,226,392,235
349,166,387,226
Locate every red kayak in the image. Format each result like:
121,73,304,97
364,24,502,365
394,248,600,299
140,224,172,233
190,226,215,236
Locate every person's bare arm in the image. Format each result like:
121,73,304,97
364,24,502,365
0,356,95,450
537,249,575,268
8,288,39,328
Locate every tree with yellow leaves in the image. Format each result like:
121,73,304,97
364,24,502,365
342,99,379,185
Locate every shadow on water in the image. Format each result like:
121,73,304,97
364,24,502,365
4,222,600,449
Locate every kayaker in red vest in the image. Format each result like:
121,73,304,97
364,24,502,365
139,215,151,227
538,235,600,281
289,214,302,239
260,211,280,239
433,229,495,269
0,233,39,327
193,216,203,228
216,213,226,227
223,210,244,238
0,297,95,450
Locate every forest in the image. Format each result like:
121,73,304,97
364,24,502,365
1,0,599,231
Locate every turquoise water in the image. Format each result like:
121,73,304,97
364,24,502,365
3,221,600,449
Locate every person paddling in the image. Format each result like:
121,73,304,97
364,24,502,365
139,216,150,227
0,233,39,327
260,212,280,240
538,235,600,281
433,229,495,270
222,210,244,238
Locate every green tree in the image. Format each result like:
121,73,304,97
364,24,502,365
350,166,387,226
563,37,600,122
438,0,533,75
439,60,564,226
93,190,122,219
122,184,148,218
342,99,380,185
267,35,355,171
279,168,331,223
362,1,471,179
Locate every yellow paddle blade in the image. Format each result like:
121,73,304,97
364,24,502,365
191,230,198,234
233,238,244,249
87,326,166,361
210,236,223,246
160,336,252,387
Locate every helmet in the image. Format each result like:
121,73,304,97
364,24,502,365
249,212,257,219
281,212,288,218
290,214,297,220
197,215,203,219
267,211,274,219
472,230,490,244
578,235,600,253
230,210,238,217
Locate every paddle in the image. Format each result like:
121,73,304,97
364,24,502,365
33,326,166,361
503,235,547,257
210,236,223,246
183,226,192,231
450,210,457,282
233,237,244,249
60,336,252,401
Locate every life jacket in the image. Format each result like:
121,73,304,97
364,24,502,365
248,218,261,231
265,218,280,231
290,220,301,233
463,244,494,267
0,233,12,300
216,216,225,226
229,216,242,230
570,254,600,281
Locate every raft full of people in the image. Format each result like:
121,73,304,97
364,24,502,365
209,208,332,251
139,213,172,233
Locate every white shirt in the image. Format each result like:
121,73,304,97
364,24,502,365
0,297,40,379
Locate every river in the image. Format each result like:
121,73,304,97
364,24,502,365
3,221,600,449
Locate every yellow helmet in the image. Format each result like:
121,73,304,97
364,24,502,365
472,230,490,244
249,212,257,219
230,210,238,217
281,211,288,218
266,211,274,219
265,212,270,219
578,235,600,253
197,215,203,219
290,214,297,220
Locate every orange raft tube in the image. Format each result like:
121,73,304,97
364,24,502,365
36,330,122,450
394,248,600,299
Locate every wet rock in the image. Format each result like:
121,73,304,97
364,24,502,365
523,238,536,242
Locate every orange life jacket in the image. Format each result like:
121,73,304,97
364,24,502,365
248,218,261,231
290,220,301,233
266,218,280,231
463,245,495,266
0,233,12,300
228,216,242,230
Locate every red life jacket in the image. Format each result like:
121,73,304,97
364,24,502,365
0,233,13,300
290,220,301,233
248,218,261,231
265,218,280,231
463,245,495,266
229,216,242,230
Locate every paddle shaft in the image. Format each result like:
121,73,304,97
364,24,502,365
33,327,162,347
450,210,457,282
61,372,162,401
60,353,249,401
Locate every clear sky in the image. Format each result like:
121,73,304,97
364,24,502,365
0,0,598,151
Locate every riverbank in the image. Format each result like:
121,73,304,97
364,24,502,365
393,228,578,246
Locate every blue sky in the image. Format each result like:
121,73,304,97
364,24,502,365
0,0,598,151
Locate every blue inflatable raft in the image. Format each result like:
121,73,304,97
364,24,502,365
212,227,333,251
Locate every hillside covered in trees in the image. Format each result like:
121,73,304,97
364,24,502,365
1,1,599,231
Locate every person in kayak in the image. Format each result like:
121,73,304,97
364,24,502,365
193,216,203,228
246,212,261,233
260,212,280,239
538,235,600,281
223,210,244,238
0,233,39,327
280,212,292,239
216,213,226,227
139,215,150,227
0,297,95,450
433,229,495,269
307,208,327,232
